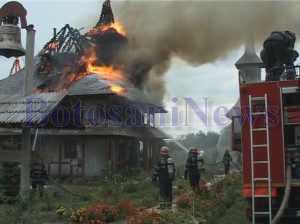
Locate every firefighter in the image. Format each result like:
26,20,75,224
30,156,49,199
152,146,175,209
290,152,300,179
223,149,232,175
184,146,201,191
260,30,298,81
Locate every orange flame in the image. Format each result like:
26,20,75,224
87,64,125,81
80,49,126,82
38,19,128,94
48,41,59,49
41,40,59,57
102,21,126,36
86,20,126,37
110,85,125,94
77,48,127,95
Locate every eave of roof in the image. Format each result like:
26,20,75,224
0,92,66,124
0,125,171,139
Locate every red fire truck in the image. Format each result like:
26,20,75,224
236,67,300,223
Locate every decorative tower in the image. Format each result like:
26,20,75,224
85,0,128,66
235,36,264,83
95,0,114,27
218,36,265,155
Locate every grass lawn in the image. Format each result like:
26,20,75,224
217,198,251,224
0,169,250,223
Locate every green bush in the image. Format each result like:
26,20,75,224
0,141,20,203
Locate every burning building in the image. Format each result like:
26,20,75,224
0,0,170,177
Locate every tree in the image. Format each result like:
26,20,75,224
169,130,220,175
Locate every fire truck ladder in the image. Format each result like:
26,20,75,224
249,94,272,224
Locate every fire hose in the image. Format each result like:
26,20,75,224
271,164,292,224
230,160,243,174
48,177,82,197
203,160,243,174
203,160,224,166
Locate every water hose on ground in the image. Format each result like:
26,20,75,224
48,177,82,197
271,164,292,224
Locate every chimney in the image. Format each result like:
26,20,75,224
235,35,264,83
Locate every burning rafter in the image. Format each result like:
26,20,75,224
42,24,92,57
38,24,93,73
36,0,128,95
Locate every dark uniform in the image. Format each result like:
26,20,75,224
290,153,300,179
260,30,298,81
153,146,175,209
184,147,201,191
30,161,48,198
223,149,232,175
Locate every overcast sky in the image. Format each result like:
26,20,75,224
0,0,299,138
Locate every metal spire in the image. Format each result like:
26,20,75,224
235,35,263,82
96,0,114,27
235,35,263,69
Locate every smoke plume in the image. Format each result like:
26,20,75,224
112,1,300,104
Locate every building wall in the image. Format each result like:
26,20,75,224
39,136,106,176
84,137,105,176
39,136,60,175
36,135,157,177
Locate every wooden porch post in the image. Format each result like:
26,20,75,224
81,138,85,176
149,140,154,168
105,138,110,171
116,138,120,171
59,139,62,175
143,139,149,170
